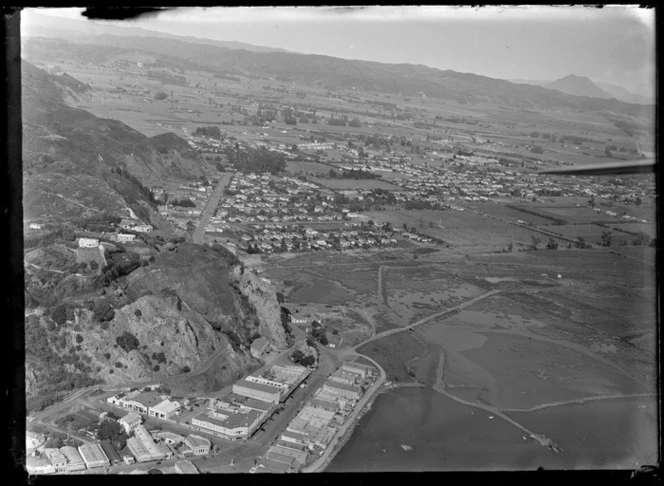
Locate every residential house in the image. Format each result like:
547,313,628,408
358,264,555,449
78,237,100,248
184,435,211,456
118,412,142,434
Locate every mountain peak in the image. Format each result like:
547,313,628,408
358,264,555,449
546,74,613,100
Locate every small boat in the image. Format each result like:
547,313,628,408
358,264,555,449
401,444,413,452
488,416,494,419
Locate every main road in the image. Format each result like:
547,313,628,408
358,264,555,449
193,173,232,245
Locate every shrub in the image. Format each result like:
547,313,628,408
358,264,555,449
51,304,67,326
134,309,142,318
75,334,83,344
116,332,140,352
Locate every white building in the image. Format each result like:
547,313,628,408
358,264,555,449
149,399,181,420
78,237,100,248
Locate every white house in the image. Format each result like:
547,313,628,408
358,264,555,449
116,233,136,243
29,223,43,230
78,237,100,248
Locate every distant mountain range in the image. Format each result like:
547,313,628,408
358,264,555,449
21,12,653,119
21,10,292,54
509,76,654,105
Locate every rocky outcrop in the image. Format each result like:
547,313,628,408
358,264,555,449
238,272,289,350
79,294,253,385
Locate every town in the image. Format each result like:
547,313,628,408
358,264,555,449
27,354,378,474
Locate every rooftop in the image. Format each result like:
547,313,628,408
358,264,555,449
151,399,181,414
132,391,164,408
185,434,211,448
233,379,282,396
78,443,109,464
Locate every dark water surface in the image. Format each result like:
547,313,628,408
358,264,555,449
327,387,657,472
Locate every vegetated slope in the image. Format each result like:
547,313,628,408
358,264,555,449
22,60,204,223
22,35,654,119
545,74,613,99
24,241,277,412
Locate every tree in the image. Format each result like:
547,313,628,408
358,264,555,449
97,419,128,450
51,304,67,326
600,231,613,247
93,300,115,322
154,91,168,101
116,331,140,352
546,238,558,250
605,146,613,157
588,195,596,208
507,242,513,252
530,235,541,250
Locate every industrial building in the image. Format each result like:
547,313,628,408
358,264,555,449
78,443,110,469
322,381,362,400
192,408,265,439
232,379,282,404
341,361,374,379
59,446,86,472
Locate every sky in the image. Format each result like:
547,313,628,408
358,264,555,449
25,6,656,96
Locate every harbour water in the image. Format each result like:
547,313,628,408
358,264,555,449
326,387,657,472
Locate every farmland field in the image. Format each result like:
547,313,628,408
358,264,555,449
469,202,557,226
365,208,567,250
286,160,334,175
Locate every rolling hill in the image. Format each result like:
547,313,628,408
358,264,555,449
22,60,204,223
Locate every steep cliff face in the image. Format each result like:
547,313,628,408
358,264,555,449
238,271,289,350
84,294,247,384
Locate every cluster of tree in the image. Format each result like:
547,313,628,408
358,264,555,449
336,168,382,180
25,315,101,412
98,259,140,287
24,227,76,249
169,197,196,208
116,331,140,352
404,199,435,210
574,236,592,249
227,145,286,175
246,242,261,254
291,349,315,367
110,167,159,205
153,91,168,100
530,146,544,154
209,243,242,268
599,231,613,247
92,298,115,322
97,419,128,450
193,126,222,139
310,321,328,345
